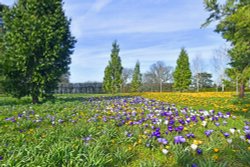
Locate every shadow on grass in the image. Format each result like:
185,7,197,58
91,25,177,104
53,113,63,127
0,93,132,106
54,94,133,103
0,95,32,106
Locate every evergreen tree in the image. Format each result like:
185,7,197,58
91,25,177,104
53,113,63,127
173,48,192,92
131,61,142,92
0,3,6,93
103,41,123,94
103,64,112,93
1,0,76,103
203,0,250,97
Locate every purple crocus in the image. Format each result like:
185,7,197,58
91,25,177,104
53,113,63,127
192,163,198,167
179,119,186,125
174,136,186,144
152,130,161,138
169,119,175,125
200,116,205,121
244,126,250,130
186,133,195,138
197,148,202,155
0,156,3,161
82,136,92,142
205,130,214,137
58,119,64,123
191,116,197,122
176,126,184,132
168,126,173,132
223,132,230,138
5,117,16,122
215,122,220,126
157,138,168,145
244,130,250,139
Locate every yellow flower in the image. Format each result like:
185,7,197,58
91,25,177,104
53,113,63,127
242,108,248,112
193,140,203,145
165,145,170,149
213,148,219,153
213,155,219,161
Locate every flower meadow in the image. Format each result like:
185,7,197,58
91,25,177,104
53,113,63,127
0,94,250,167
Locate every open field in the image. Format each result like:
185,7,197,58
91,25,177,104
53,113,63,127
0,92,249,166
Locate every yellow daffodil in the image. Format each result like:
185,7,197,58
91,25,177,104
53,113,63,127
213,148,219,153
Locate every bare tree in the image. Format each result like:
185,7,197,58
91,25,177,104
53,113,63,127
122,68,133,92
211,46,230,92
143,61,173,92
192,54,204,92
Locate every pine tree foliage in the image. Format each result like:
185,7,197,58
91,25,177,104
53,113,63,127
1,0,76,103
103,41,123,94
173,48,192,92
131,61,142,92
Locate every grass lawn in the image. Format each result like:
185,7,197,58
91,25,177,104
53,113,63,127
0,92,249,166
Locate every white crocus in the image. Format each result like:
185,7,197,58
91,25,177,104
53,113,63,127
240,135,245,140
162,149,169,155
191,144,198,150
227,138,232,144
229,128,235,134
201,121,207,127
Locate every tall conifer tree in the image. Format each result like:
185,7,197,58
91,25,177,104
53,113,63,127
173,48,192,92
131,61,142,92
103,41,123,94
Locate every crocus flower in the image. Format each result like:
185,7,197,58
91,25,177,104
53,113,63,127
196,148,202,155
201,121,207,127
191,144,198,150
244,126,250,130
174,136,186,144
186,133,195,138
192,164,198,167
223,132,230,138
157,138,168,145
227,138,232,144
168,126,173,132
82,135,92,142
162,149,168,154
0,156,3,161
58,119,64,123
215,122,220,126
229,128,235,134
205,130,214,137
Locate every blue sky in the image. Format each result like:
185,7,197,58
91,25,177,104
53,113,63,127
1,0,226,83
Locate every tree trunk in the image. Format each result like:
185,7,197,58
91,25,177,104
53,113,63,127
32,94,39,104
239,83,245,98
222,84,225,92
196,78,199,92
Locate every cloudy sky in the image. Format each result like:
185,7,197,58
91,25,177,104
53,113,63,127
1,0,226,83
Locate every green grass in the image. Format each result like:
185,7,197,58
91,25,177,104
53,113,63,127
0,94,249,166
